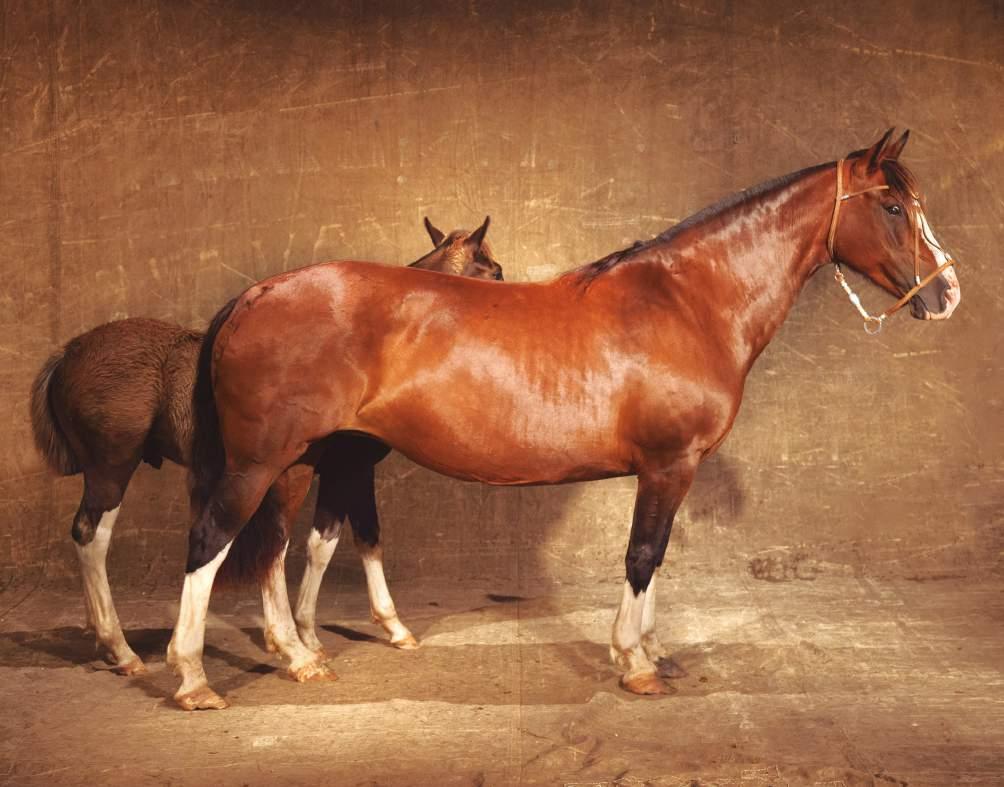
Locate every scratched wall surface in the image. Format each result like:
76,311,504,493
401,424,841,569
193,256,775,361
2,0,1002,592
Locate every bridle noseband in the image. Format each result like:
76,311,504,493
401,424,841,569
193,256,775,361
827,158,957,334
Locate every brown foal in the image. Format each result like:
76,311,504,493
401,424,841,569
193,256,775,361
30,217,502,676
171,130,960,709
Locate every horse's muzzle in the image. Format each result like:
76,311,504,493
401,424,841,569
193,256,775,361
923,264,961,321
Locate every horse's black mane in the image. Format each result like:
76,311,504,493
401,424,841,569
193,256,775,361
568,152,921,285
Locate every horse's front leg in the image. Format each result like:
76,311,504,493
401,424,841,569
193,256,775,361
259,464,337,682
640,575,687,678
611,459,697,695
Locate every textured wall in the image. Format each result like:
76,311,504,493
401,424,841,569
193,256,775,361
2,0,1002,593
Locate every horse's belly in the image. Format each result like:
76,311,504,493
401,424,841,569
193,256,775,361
357,403,631,485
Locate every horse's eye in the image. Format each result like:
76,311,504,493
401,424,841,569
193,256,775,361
885,204,902,216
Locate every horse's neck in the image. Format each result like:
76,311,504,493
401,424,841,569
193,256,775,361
669,170,833,372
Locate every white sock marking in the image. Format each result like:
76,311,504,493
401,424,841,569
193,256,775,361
294,527,341,651
260,542,323,671
168,540,232,697
75,506,140,667
360,545,414,645
611,579,656,677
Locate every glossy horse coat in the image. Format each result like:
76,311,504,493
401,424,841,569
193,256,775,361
172,131,960,709
29,217,502,675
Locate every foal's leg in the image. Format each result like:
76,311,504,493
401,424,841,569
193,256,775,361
167,464,277,711
611,461,696,695
74,462,145,675
259,464,337,682
294,453,417,651
293,473,344,655
349,465,418,649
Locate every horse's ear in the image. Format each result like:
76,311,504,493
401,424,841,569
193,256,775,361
883,129,910,161
864,127,896,172
464,216,491,249
424,217,445,247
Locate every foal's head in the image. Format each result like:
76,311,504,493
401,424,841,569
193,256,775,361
830,129,960,321
410,216,504,280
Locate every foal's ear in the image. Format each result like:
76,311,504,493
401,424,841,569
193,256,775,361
424,217,446,247
864,127,897,172
883,129,910,161
464,216,491,249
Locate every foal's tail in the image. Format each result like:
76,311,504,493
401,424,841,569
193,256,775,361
29,348,81,476
191,296,288,586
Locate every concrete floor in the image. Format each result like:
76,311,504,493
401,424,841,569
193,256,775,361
0,571,1001,786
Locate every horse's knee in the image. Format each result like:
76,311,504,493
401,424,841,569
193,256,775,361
625,544,658,596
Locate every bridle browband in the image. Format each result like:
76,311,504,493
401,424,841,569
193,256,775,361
826,158,957,334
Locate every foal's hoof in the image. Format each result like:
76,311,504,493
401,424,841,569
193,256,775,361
391,633,420,650
655,657,688,679
621,671,672,696
175,686,229,711
291,660,338,683
114,657,148,676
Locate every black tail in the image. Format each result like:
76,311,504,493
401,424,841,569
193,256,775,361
189,298,238,528
190,296,290,585
29,348,81,476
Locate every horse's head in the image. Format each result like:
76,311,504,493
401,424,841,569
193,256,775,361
411,216,504,280
830,128,960,322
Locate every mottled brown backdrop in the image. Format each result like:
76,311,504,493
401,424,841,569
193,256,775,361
2,0,1002,594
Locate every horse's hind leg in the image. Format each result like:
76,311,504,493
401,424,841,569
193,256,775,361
259,464,337,682
74,461,145,675
167,463,278,711
611,459,696,695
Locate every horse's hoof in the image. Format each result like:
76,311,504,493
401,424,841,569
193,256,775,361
291,660,338,683
175,686,229,711
621,671,672,696
391,633,420,650
114,657,148,676
655,657,688,679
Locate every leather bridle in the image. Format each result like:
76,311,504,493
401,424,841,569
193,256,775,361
826,158,957,334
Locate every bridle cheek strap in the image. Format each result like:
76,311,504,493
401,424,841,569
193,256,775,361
827,158,957,334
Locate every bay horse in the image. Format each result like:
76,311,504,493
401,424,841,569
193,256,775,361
171,130,960,710
29,217,502,677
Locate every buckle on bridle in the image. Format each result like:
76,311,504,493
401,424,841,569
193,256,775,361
863,315,884,335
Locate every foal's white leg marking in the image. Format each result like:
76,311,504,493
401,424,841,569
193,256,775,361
294,526,341,653
260,542,335,681
75,506,145,674
640,574,669,662
167,541,232,710
360,544,418,649
611,580,666,693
